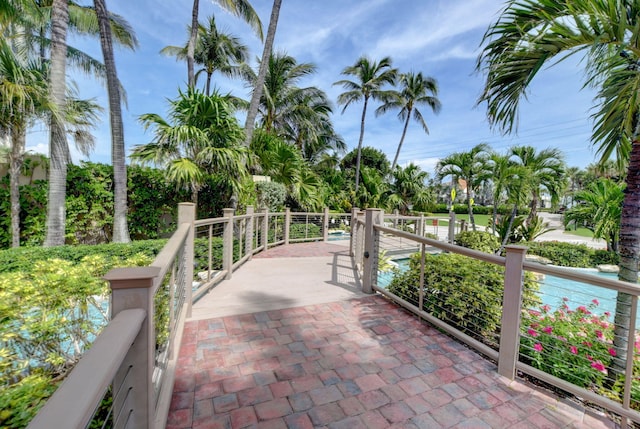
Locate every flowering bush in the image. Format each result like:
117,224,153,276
520,299,615,388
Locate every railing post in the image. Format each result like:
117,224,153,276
104,266,161,429
223,208,234,280
392,209,399,229
178,203,195,318
418,214,424,237
284,207,291,245
262,208,269,250
362,208,383,294
323,207,330,242
350,207,359,257
448,210,456,244
498,245,528,379
246,206,254,261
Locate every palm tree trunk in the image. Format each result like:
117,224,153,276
612,139,640,378
187,0,199,88
206,71,212,96
497,204,518,254
95,0,130,243
390,108,411,171
9,126,25,248
468,188,476,232
354,96,368,194
244,0,282,147
44,0,69,247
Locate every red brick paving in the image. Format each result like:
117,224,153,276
168,295,617,428
252,241,349,258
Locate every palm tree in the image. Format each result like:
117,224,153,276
131,88,248,211
387,163,433,215
509,146,565,224
44,0,69,246
376,71,441,171
487,152,518,234
564,178,623,252
161,16,248,96
94,0,129,243
334,56,397,193
244,0,282,147
0,42,49,247
187,0,262,88
436,143,491,231
476,0,640,377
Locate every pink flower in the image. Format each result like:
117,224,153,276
527,329,539,338
592,299,600,306
562,297,569,302
557,336,567,342
570,346,578,355
577,306,591,314
541,304,551,313
534,343,543,352
604,311,611,317
586,354,594,362
609,348,617,357
591,361,607,374
596,330,604,340
542,326,553,334
583,341,593,348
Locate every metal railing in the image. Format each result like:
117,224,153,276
353,208,640,427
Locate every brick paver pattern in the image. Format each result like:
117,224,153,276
167,295,616,428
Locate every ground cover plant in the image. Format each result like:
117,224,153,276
0,243,161,428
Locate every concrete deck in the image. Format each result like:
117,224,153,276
170,240,619,428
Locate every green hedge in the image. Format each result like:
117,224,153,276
431,203,530,216
387,253,539,344
455,231,500,253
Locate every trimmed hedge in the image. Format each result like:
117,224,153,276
431,203,530,216
454,231,500,253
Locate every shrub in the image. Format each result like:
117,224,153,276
289,223,321,240
525,241,593,267
455,231,500,253
386,253,539,344
521,300,614,388
590,249,620,266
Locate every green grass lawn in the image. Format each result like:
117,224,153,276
450,214,492,227
562,227,594,238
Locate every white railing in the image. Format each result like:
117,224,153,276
353,208,640,427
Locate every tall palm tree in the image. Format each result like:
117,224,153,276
131,88,248,211
509,146,565,224
94,0,129,243
476,0,640,377
44,0,69,246
436,143,491,231
161,16,248,95
334,56,397,193
187,0,262,89
0,42,49,247
376,71,441,171
244,0,282,147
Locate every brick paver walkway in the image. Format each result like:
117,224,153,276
168,295,616,428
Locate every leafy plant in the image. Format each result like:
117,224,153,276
455,231,500,253
386,253,539,344
525,241,593,267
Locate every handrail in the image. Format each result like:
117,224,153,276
27,309,146,429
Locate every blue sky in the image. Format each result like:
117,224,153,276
26,0,600,175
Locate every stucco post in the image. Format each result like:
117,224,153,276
262,208,269,250
178,203,195,317
448,210,456,244
223,208,234,280
105,266,161,429
350,207,359,257
362,208,383,294
498,245,528,379
245,206,254,260
284,207,291,244
323,207,330,242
